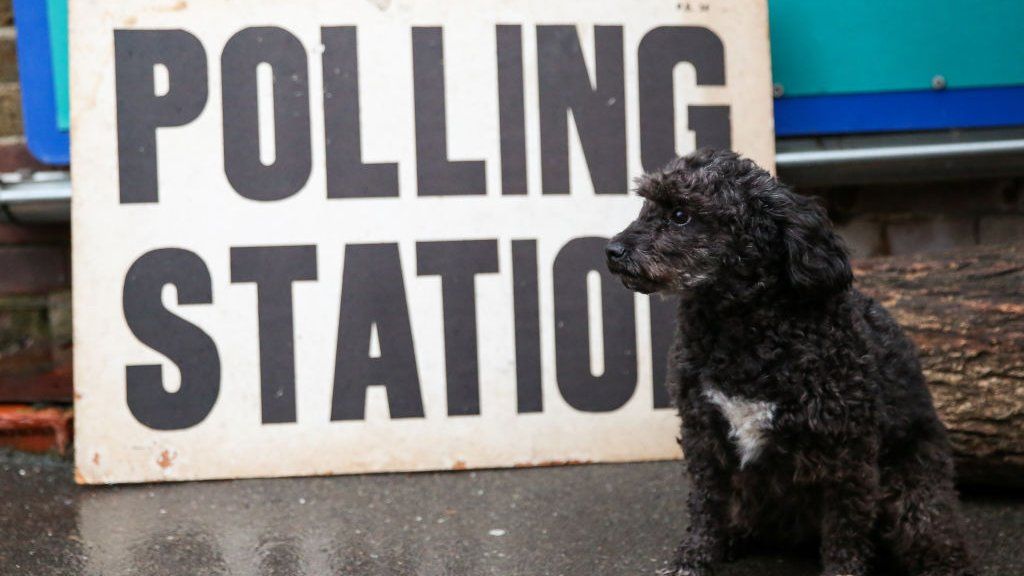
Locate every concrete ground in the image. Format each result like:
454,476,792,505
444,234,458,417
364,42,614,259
1,450,1021,576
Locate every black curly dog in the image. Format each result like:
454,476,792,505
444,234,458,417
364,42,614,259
606,149,974,576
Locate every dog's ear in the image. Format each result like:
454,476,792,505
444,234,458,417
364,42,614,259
778,193,853,295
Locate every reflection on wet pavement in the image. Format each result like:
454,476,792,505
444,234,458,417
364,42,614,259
1,451,1021,575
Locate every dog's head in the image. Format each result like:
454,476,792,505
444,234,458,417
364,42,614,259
606,149,852,299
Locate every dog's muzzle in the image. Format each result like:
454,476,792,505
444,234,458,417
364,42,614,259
605,241,627,261
605,240,630,276
605,241,657,294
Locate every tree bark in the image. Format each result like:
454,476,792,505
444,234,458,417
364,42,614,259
854,242,1024,488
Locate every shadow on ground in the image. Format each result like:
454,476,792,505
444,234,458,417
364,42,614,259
1,450,1020,575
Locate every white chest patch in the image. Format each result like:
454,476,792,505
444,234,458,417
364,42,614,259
703,388,776,467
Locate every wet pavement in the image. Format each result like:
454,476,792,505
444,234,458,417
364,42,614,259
1,450,1022,575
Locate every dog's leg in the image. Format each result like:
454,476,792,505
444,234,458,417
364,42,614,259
663,417,731,576
879,429,975,576
818,458,879,576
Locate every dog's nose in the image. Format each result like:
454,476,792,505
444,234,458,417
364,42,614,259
605,241,626,260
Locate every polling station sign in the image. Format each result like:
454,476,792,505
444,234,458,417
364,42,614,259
71,0,773,483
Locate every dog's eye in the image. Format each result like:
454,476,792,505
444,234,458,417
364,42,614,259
668,209,691,226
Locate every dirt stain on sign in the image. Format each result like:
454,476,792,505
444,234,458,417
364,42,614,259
160,1,188,11
515,459,592,468
157,450,177,469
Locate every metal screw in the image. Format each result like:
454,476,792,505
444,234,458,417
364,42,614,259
931,75,947,90
772,83,785,97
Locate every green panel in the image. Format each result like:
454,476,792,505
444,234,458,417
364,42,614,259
769,0,1024,96
46,0,68,131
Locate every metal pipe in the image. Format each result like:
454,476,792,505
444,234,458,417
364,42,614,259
0,171,71,203
0,172,71,223
776,138,1024,168
1,137,1024,220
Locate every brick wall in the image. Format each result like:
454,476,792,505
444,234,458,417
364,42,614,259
0,0,73,422
0,220,72,406
809,178,1024,258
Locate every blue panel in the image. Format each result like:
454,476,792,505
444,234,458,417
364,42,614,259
13,0,70,165
774,86,1024,137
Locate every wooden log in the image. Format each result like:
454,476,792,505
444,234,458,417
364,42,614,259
854,243,1024,488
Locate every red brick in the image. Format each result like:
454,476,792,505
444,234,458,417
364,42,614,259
0,28,16,83
47,290,71,365
0,221,70,244
835,219,885,258
0,364,72,403
885,216,978,256
0,294,48,341
0,82,22,136
0,136,56,170
0,404,73,454
0,245,70,295
0,338,50,373
978,215,1024,245
0,294,72,402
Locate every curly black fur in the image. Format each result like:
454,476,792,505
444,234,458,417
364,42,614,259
606,149,975,576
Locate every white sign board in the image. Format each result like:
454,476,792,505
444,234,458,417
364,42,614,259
72,0,773,483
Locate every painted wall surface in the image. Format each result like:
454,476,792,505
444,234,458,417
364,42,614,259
71,0,774,484
769,0,1024,96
